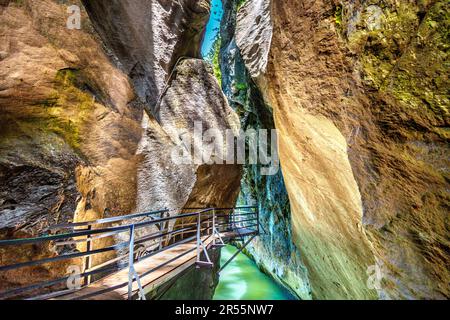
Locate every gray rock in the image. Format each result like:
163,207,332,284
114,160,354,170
158,58,240,144
82,0,211,115
136,58,241,215
235,0,273,79
0,1,242,297
219,0,311,299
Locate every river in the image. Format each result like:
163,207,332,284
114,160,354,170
213,245,296,300
201,1,296,301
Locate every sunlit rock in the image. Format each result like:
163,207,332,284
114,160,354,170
235,0,272,79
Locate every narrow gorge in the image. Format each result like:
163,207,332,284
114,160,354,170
0,0,448,301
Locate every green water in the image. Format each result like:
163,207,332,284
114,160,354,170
213,245,296,300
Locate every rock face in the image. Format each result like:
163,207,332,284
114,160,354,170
0,0,141,289
220,0,311,300
230,0,449,299
135,58,241,213
0,0,141,233
81,0,211,114
0,0,241,298
235,0,272,78
1,0,448,301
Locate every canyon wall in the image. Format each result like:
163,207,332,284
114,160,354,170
0,0,241,296
220,0,312,299
0,0,448,301
230,0,449,299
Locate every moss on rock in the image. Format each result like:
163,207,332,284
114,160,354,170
31,68,96,151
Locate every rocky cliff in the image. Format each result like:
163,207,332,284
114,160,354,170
227,0,449,299
220,0,311,300
0,0,241,295
0,0,448,301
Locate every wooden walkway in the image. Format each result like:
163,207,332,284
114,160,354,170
56,228,255,300
0,207,259,300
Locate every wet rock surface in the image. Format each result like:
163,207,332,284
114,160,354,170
220,0,311,300
0,0,242,297
233,0,449,299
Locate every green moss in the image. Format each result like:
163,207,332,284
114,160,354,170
351,1,448,121
16,116,81,151
335,4,343,26
34,96,59,108
48,119,80,150
381,1,449,119
28,68,96,151
355,3,419,82
237,0,247,11
55,68,79,87
235,82,247,92
206,35,222,86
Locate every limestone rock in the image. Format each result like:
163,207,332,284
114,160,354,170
81,0,211,114
136,58,241,214
0,0,141,290
0,0,138,236
235,0,272,79
220,0,312,300
0,0,242,296
158,58,240,144
261,0,449,299
226,0,449,300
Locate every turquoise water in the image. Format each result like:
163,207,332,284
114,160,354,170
201,0,223,57
213,245,296,300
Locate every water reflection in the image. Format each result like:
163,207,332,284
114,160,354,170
214,245,296,300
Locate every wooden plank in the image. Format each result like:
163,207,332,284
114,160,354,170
56,234,219,300
142,256,196,295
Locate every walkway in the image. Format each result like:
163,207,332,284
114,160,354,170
0,207,259,300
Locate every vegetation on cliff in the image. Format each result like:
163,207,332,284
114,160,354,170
206,35,223,86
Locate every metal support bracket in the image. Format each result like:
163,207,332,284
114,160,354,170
212,209,226,248
219,235,256,273
196,212,213,268
128,225,147,300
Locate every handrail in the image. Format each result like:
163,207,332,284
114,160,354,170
47,209,170,230
0,205,259,300
0,210,211,247
0,207,256,247
0,219,218,272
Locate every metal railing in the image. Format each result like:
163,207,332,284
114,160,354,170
0,206,259,300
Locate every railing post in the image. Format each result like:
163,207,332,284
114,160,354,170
127,224,146,300
209,211,212,236
229,209,233,231
84,225,92,286
212,209,216,244
180,213,184,241
128,225,135,300
159,211,164,250
196,211,201,265
257,206,260,235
